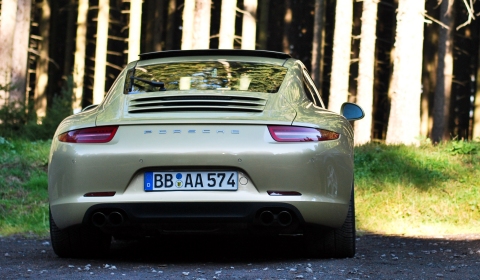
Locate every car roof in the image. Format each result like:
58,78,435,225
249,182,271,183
138,49,292,61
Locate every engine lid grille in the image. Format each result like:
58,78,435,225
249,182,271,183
128,94,268,113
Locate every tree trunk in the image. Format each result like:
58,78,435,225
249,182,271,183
165,0,176,50
73,0,88,113
431,0,454,143
311,0,326,89
11,0,32,104
148,0,165,52
475,77,480,139
63,0,76,77
0,0,18,107
257,0,269,50
385,0,425,145
92,0,109,104
474,29,480,139
128,0,143,63
181,0,195,50
34,0,50,120
421,0,438,139
282,0,292,53
241,0,257,50
328,0,353,112
354,0,378,145
219,0,237,49
192,0,211,49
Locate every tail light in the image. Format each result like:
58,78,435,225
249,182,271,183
58,126,119,143
268,126,339,142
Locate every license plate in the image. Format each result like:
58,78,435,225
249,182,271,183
144,171,238,191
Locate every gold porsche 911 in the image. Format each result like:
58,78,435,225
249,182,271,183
48,50,364,258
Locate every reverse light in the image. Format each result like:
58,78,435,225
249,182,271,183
84,192,116,197
267,191,302,196
58,126,119,143
268,126,339,142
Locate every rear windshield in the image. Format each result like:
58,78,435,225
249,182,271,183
124,61,287,94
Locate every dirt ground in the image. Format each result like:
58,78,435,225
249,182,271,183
1,233,479,279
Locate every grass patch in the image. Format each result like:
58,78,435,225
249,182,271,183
355,141,480,236
0,137,479,237
0,138,50,237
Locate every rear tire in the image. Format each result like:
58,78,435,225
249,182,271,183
50,208,111,258
304,187,356,258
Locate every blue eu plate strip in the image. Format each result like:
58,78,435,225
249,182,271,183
144,172,153,191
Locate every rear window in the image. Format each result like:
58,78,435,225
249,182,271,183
124,61,287,94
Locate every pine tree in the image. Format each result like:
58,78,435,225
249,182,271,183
386,0,426,145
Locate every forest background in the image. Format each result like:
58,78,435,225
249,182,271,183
1,0,480,236
1,0,480,144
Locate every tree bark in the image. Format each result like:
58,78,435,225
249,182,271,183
63,0,76,77
10,0,32,104
431,0,454,143
92,0,109,104
475,77,480,139
257,0,269,50
282,0,292,53
311,0,326,89
241,0,257,50
165,0,176,50
328,0,353,112
34,0,50,120
354,0,378,145
0,0,18,107
181,0,195,50
128,0,143,63
474,29,480,139
192,0,211,49
385,0,425,145
73,0,88,113
219,0,237,49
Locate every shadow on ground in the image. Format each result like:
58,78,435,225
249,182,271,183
108,234,307,263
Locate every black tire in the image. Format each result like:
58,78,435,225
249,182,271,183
304,187,356,258
50,208,111,258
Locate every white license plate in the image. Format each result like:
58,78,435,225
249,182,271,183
144,171,238,191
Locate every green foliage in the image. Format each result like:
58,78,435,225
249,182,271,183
355,142,480,235
446,139,479,155
354,143,450,191
0,76,73,140
0,139,50,236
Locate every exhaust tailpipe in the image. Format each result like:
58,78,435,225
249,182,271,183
91,212,107,227
259,211,275,226
108,212,124,226
277,211,293,226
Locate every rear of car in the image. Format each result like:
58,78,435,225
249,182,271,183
48,50,362,258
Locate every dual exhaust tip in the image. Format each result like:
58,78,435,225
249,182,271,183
92,210,293,227
259,210,293,227
92,211,124,227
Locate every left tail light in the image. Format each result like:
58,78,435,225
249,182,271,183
268,125,339,142
58,126,119,143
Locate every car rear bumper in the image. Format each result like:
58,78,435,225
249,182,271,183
50,199,349,232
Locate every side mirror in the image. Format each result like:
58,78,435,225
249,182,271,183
340,102,364,121
81,104,99,112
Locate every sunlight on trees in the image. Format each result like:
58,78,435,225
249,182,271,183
219,0,237,49
241,0,257,50
93,0,109,104
328,0,353,113
386,0,425,145
355,0,378,145
0,0,18,108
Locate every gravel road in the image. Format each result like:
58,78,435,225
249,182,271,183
1,233,479,279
